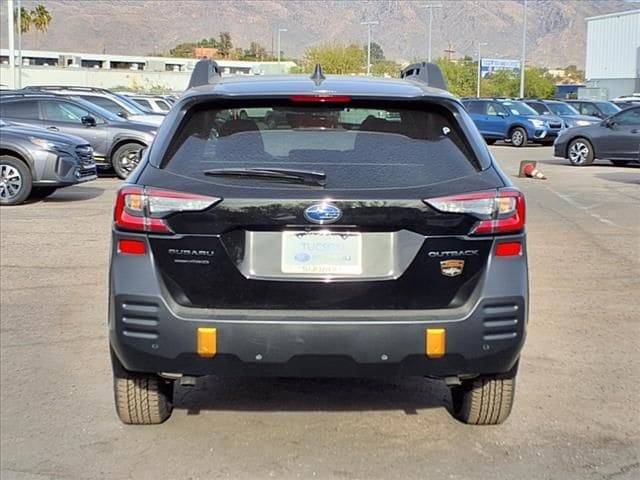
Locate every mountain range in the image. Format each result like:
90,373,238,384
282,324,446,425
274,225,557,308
2,0,638,68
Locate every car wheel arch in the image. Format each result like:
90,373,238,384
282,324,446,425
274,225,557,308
0,148,34,174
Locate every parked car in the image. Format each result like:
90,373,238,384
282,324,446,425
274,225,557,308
0,119,96,205
0,92,157,178
523,99,601,128
109,60,528,426
23,86,165,126
126,95,172,113
554,106,640,166
462,98,562,146
611,95,640,110
564,100,621,119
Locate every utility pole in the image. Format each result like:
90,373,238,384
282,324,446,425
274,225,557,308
7,0,15,89
277,28,287,69
444,42,455,61
17,0,22,88
519,0,527,98
422,4,443,62
477,42,488,97
360,20,379,75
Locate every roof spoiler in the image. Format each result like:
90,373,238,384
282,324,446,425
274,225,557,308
400,62,447,91
187,59,221,89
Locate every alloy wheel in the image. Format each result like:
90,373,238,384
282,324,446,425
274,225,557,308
511,130,524,146
118,148,141,175
0,164,23,201
569,141,589,165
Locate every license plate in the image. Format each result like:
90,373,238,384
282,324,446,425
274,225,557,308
281,231,362,275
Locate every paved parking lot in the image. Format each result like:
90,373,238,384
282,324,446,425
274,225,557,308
1,147,638,480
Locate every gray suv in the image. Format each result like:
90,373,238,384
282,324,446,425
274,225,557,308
0,93,157,178
0,119,96,205
23,86,165,126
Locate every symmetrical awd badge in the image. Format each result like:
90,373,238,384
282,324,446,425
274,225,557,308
440,259,465,277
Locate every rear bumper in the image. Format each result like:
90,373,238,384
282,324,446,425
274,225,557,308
109,294,526,378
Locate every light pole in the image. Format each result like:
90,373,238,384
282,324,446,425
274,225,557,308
476,42,488,98
277,28,287,68
7,0,15,89
422,4,443,62
17,0,22,88
361,20,379,75
519,0,527,98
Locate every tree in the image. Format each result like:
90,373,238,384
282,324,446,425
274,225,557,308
242,41,267,61
298,43,365,74
170,42,197,58
366,42,385,62
30,4,52,33
218,32,233,58
435,57,477,97
371,60,399,77
15,6,31,33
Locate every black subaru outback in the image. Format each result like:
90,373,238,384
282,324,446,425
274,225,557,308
109,61,528,425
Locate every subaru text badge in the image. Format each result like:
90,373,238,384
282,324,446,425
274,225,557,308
304,203,342,225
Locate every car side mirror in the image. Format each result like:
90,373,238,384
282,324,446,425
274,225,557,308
497,112,507,118
81,115,97,127
117,111,129,119
602,118,613,128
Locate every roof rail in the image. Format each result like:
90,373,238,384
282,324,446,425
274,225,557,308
0,90,58,98
23,85,112,93
400,62,447,91
187,59,221,89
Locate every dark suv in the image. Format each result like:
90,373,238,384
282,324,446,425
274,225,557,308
109,61,528,425
565,100,621,119
0,93,157,178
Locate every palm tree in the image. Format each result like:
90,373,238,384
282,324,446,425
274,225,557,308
16,6,32,33
31,4,52,34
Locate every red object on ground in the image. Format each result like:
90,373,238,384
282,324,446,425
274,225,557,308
523,163,547,180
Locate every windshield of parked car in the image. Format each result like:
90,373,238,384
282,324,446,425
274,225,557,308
596,102,621,115
161,101,480,189
113,93,152,114
500,101,539,116
547,103,579,115
69,97,129,122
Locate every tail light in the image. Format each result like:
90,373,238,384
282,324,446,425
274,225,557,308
114,186,220,233
425,188,525,235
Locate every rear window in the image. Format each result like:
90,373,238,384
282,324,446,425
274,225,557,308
161,101,480,190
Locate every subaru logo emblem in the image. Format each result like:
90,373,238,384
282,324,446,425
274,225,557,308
304,203,342,225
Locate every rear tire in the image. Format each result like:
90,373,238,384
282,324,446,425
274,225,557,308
30,186,58,199
0,155,32,205
610,160,630,166
509,127,528,147
450,368,517,425
567,138,594,166
112,143,144,179
111,350,173,424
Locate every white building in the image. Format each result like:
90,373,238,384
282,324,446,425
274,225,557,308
0,49,297,91
584,10,640,99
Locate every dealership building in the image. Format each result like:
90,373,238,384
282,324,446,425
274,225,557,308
584,9,640,99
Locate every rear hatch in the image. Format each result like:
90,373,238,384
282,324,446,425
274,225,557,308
124,98,518,310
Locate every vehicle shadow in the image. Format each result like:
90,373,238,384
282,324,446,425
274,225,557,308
595,172,640,185
28,186,106,204
173,376,452,416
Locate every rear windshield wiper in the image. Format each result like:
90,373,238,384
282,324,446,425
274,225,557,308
204,167,327,186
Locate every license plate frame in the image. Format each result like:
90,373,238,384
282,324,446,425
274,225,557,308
281,231,362,275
